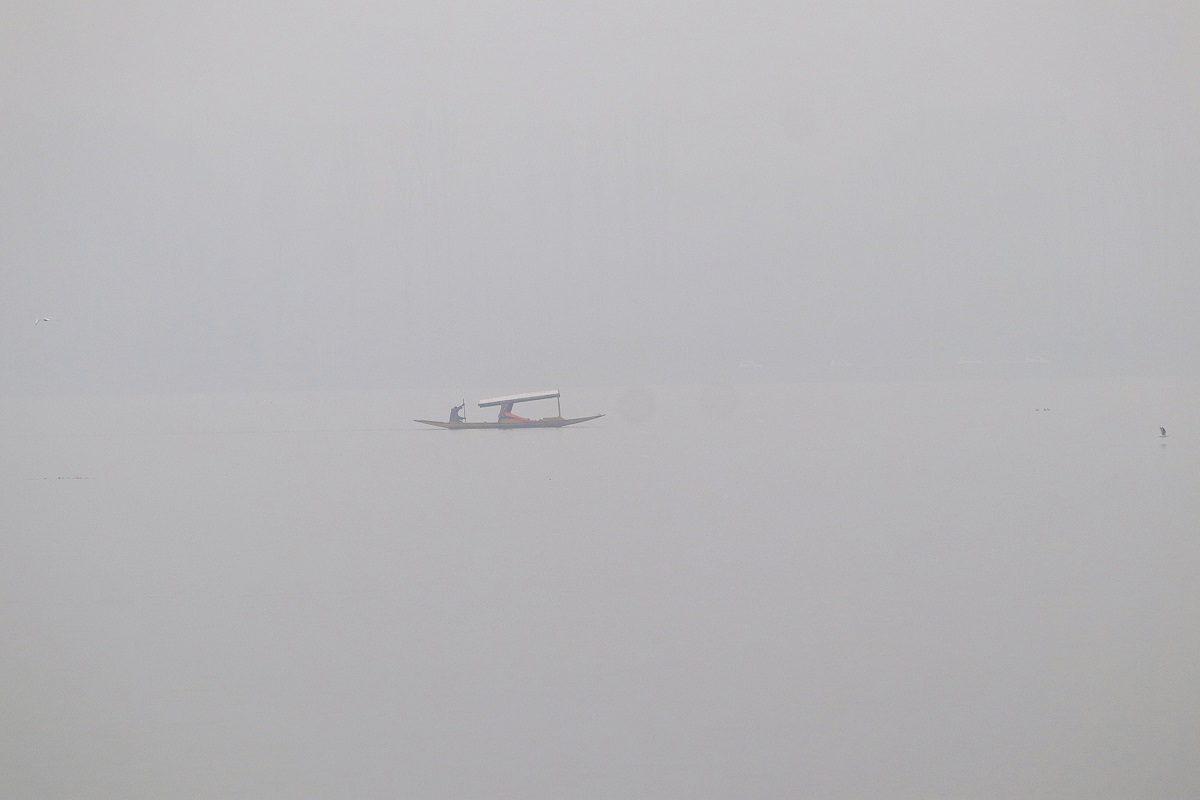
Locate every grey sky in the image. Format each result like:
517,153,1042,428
3,1,1198,392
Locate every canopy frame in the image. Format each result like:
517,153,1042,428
477,390,560,408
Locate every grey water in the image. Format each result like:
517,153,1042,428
3,379,1198,799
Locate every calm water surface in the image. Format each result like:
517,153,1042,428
3,380,1198,798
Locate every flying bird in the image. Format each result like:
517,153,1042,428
35,317,53,324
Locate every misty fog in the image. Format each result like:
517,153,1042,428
3,2,1199,798
4,1,1198,391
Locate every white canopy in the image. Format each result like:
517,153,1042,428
477,390,560,408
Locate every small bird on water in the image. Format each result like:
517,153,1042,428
1160,426,1167,438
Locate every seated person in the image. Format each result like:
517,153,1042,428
498,401,531,423
449,403,465,423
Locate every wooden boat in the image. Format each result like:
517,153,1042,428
415,389,603,430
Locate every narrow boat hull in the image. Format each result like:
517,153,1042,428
415,415,604,430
